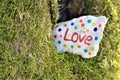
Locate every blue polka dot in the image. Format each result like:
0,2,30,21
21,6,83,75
71,22,74,26
87,19,92,23
94,27,97,32
58,28,62,32
84,49,88,53
94,36,99,41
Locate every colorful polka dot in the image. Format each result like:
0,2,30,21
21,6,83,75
80,30,82,33
55,25,59,28
71,22,74,26
54,35,57,38
78,45,81,48
92,23,96,26
87,19,92,23
88,52,92,55
81,23,85,27
94,27,97,32
58,40,61,44
86,29,90,32
71,45,74,49
63,44,67,48
90,47,95,51
64,24,67,27
59,34,62,38
99,24,102,28
94,36,99,41
74,26,78,30
80,19,83,23
58,28,62,32
84,49,88,53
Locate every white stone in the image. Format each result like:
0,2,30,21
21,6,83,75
52,15,107,58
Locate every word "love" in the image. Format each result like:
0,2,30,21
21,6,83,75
64,28,92,45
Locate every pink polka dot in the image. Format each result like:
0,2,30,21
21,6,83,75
59,34,62,38
99,24,102,28
88,52,92,55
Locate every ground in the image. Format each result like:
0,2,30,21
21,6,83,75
0,0,120,80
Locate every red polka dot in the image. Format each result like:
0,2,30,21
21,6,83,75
59,34,62,38
99,24,102,28
80,19,83,23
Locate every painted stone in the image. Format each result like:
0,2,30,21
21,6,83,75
52,15,107,58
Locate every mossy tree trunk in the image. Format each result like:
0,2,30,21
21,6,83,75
0,0,120,80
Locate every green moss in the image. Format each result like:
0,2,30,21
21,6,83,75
0,0,120,80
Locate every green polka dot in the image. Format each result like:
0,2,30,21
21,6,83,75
55,25,59,28
71,45,74,49
74,26,78,30
84,49,88,53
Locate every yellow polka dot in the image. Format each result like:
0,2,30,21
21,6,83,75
86,29,90,32
92,23,96,27
63,44,67,48
64,24,67,27
80,30,82,33
90,47,95,51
